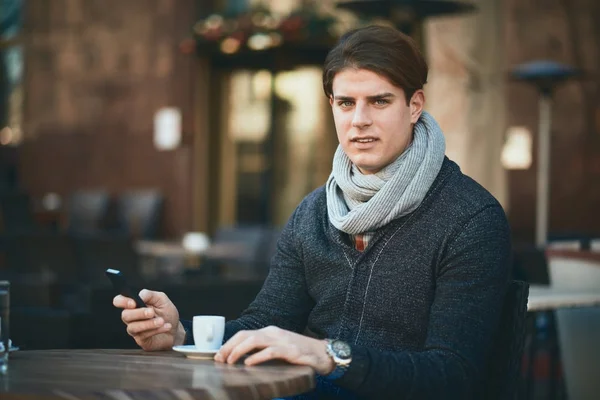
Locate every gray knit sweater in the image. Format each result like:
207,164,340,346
184,157,511,399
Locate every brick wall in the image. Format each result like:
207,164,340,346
18,0,203,237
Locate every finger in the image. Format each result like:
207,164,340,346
121,307,155,324
126,317,165,336
226,335,271,365
244,346,288,366
136,323,173,341
216,331,252,362
113,295,137,309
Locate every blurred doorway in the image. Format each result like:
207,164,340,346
213,67,336,228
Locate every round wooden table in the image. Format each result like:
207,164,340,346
0,349,315,399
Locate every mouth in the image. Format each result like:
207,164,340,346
351,137,378,143
350,136,378,150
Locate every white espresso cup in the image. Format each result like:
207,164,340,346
193,316,225,351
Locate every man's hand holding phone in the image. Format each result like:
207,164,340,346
108,269,186,351
105,269,146,308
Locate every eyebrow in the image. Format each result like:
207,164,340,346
333,92,396,101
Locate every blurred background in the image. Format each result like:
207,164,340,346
0,0,599,398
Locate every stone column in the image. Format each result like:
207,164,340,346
425,0,508,208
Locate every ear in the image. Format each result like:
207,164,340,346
329,95,334,107
409,90,425,124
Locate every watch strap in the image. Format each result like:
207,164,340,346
326,364,347,380
324,339,351,381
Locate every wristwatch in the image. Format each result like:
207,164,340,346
324,339,352,380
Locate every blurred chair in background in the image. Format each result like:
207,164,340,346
115,190,164,240
512,245,563,399
3,232,83,312
512,245,550,285
66,189,110,235
3,232,80,350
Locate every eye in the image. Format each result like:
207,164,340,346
374,99,389,105
338,101,354,108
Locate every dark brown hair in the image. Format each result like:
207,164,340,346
323,25,428,105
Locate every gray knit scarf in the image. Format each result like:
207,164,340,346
326,111,446,235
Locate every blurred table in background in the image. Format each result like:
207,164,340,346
136,240,250,259
136,240,197,258
135,240,201,279
527,284,600,311
135,240,254,281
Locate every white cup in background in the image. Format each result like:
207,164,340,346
193,316,225,351
182,232,211,254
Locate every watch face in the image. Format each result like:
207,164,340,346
332,340,352,360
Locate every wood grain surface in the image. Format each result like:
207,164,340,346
0,349,315,399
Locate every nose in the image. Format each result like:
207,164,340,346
351,103,372,129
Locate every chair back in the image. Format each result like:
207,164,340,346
512,245,549,284
115,190,163,239
4,233,82,311
484,280,530,399
206,225,279,277
66,189,110,235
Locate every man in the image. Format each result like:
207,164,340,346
114,25,510,399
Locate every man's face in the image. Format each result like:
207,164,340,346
330,68,424,175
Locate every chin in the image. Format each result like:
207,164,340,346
353,163,383,175
350,156,381,172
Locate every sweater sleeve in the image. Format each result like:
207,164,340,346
221,204,315,342
334,205,511,399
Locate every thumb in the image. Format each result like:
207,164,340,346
139,289,169,308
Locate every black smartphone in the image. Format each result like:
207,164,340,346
105,268,146,308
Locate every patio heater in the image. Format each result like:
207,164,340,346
511,61,580,247
336,0,476,37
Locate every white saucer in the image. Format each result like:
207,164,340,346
172,345,219,360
